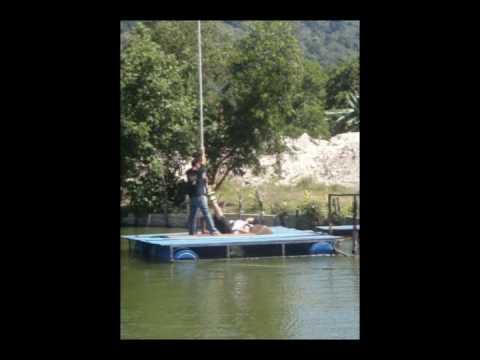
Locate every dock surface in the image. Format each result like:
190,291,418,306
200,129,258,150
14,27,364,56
316,225,360,232
123,226,340,248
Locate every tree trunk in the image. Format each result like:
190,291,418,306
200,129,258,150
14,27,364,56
214,167,233,191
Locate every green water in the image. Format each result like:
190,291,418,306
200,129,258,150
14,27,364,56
121,227,359,339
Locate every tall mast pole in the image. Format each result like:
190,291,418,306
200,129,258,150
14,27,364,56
197,20,205,158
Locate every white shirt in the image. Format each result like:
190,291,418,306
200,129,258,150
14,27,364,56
231,220,251,232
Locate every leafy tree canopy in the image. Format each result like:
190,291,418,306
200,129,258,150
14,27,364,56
120,21,359,211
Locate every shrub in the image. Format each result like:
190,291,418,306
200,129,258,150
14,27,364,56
270,201,289,216
299,200,325,228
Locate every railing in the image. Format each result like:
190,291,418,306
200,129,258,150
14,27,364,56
328,193,360,254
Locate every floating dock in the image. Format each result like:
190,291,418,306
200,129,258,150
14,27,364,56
122,226,342,262
316,225,360,235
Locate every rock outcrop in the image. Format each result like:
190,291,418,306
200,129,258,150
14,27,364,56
237,132,359,188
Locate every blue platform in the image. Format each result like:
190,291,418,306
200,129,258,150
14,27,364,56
122,226,341,261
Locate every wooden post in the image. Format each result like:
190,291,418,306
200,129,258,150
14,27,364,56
337,197,342,220
352,195,358,254
238,193,243,219
164,190,170,228
328,194,333,235
256,189,264,225
226,246,230,258
281,243,286,257
185,195,189,228
170,246,174,262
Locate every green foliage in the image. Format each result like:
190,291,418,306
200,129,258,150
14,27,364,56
120,21,359,213
205,21,306,188
270,201,290,216
286,59,330,139
293,99,330,138
229,21,304,139
296,176,326,191
223,20,359,67
298,21,359,66
295,190,325,228
215,178,356,225
328,195,359,225
124,158,165,215
325,91,359,133
324,57,359,135
334,91,359,132
120,24,197,207
124,20,360,67
325,57,359,109
299,201,325,227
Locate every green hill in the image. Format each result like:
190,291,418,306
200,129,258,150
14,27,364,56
223,21,359,67
121,20,359,67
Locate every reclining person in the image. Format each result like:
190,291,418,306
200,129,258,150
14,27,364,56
231,217,272,235
210,199,234,234
209,194,272,235
231,217,256,234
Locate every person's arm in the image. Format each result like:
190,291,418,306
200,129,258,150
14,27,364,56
211,200,224,218
199,165,210,194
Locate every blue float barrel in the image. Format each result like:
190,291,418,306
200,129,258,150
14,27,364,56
309,241,334,254
174,249,199,261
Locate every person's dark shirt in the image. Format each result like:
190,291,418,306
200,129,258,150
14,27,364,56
186,166,208,198
213,215,232,234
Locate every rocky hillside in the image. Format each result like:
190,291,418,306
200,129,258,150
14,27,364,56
237,132,359,188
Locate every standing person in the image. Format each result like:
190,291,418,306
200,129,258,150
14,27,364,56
186,154,220,236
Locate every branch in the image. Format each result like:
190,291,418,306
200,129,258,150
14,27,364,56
215,148,235,168
214,166,234,191
209,149,235,185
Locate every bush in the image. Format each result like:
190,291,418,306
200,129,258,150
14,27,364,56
298,200,325,228
270,201,290,216
295,176,316,189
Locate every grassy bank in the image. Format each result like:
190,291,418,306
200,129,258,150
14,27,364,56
120,175,359,227
215,176,359,219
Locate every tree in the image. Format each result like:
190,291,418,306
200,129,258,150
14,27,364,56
120,24,197,211
144,21,233,98
140,21,237,190
120,20,359,210
204,21,305,190
288,59,330,139
325,57,359,134
325,57,359,109
325,90,359,133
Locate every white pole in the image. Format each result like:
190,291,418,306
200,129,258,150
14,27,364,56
197,20,205,158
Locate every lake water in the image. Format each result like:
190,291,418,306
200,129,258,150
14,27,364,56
121,227,359,339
